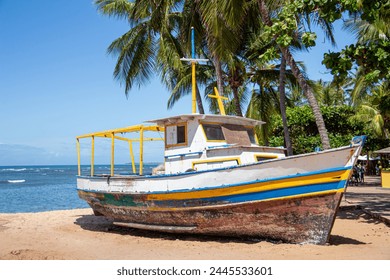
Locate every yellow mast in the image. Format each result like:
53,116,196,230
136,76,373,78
191,61,196,113
191,27,196,113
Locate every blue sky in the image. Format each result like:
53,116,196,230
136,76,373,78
0,0,355,166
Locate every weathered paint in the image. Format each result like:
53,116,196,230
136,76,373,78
77,166,349,245
77,145,359,194
80,191,343,244
80,181,346,209
78,172,347,210
144,168,349,201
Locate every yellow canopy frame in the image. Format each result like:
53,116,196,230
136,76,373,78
76,124,164,176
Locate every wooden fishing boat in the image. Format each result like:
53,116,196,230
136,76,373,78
76,29,364,244
76,111,364,244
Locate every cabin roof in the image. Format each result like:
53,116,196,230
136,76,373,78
147,114,265,127
374,147,390,154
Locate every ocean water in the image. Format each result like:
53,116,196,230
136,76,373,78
0,164,156,213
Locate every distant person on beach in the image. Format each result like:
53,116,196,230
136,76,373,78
351,165,359,185
358,163,365,183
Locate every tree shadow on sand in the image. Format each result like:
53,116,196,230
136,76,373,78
337,206,386,225
342,189,390,223
325,207,389,245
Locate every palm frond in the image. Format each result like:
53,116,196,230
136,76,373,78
95,0,135,23
108,23,156,94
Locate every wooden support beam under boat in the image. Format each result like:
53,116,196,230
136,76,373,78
113,222,197,232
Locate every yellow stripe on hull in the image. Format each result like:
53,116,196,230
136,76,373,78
146,169,350,201
113,189,343,212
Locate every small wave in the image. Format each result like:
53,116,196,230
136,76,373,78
1,168,27,172
7,179,26,183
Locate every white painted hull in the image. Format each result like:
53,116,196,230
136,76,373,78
77,144,361,193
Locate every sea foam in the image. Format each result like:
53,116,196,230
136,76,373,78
7,179,26,183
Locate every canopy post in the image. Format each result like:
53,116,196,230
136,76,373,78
140,127,144,175
128,141,136,174
91,136,95,176
111,133,115,176
76,138,81,176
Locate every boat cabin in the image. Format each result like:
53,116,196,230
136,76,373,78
76,114,286,177
149,114,286,174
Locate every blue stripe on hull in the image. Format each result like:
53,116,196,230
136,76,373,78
150,180,347,208
211,180,346,203
148,166,350,195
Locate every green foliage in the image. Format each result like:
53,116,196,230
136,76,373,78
260,0,356,50
266,105,377,154
322,0,390,85
259,47,279,62
353,81,390,138
323,41,390,83
364,137,390,154
301,32,317,47
97,0,389,154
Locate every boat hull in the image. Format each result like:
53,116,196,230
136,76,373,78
79,189,343,244
77,144,363,244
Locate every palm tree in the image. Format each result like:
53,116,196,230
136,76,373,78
276,4,336,155
313,79,346,106
344,2,390,107
257,0,331,150
342,2,389,138
352,81,390,139
246,86,279,145
246,59,298,146
195,0,261,116
195,0,331,149
278,56,293,155
95,0,206,113
194,1,305,153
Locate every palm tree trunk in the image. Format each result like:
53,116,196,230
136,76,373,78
232,86,243,116
258,0,331,150
279,56,293,155
201,18,225,106
279,48,330,149
214,56,225,96
195,84,205,114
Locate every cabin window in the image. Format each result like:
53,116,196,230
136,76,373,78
255,154,278,162
177,125,186,143
247,129,256,144
165,123,187,147
221,124,252,145
202,124,225,141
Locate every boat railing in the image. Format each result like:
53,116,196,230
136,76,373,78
76,124,164,177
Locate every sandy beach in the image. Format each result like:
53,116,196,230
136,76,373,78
0,200,389,260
